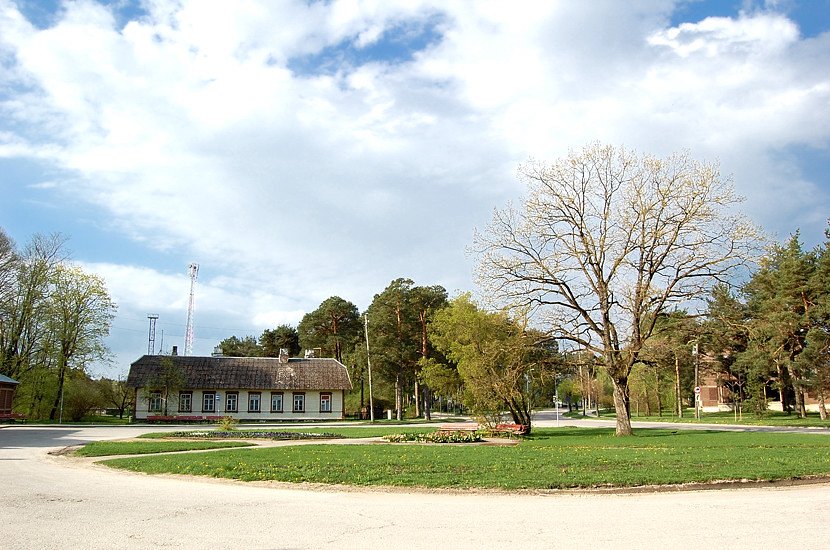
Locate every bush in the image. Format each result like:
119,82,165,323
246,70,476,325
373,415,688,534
216,416,239,431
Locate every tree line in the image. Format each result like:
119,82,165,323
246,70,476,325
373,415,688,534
218,144,829,435
0,228,129,420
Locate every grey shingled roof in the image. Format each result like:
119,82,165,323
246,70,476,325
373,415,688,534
0,374,20,385
126,355,352,391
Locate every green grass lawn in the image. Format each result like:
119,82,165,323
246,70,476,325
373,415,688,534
576,409,830,427
100,427,830,489
75,439,255,457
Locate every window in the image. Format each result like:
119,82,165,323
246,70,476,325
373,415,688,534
178,392,192,413
271,392,283,412
202,392,215,412
320,393,332,413
149,391,163,412
293,393,305,412
226,392,238,412
248,392,261,413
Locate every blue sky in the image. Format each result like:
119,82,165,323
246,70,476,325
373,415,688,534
1,0,829,377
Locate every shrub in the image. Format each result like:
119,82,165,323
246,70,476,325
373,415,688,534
216,415,239,431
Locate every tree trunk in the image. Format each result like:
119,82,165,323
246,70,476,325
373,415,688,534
423,387,432,421
49,360,68,421
395,369,403,421
414,379,421,417
611,376,633,436
776,362,790,413
795,383,807,419
675,355,683,418
655,368,663,417
819,387,827,421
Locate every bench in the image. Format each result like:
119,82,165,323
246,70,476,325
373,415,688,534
491,423,527,436
438,424,478,433
205,415,225,422
0,413,26,423
146,415,176,422
176,415,204,422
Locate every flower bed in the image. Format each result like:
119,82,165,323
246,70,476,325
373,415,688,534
165,430,340,440
383,430,482,443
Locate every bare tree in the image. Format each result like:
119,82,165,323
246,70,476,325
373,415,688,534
474,143,759,435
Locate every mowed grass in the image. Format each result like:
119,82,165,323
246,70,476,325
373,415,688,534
100,428,830,489
75,439,255,457
586,409,830,427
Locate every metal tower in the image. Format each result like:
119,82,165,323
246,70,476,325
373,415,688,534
147,314,159,355
184,263,199,356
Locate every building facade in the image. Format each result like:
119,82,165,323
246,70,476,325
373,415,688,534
126,354,352,422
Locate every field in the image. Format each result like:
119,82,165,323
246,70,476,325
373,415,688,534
97,427,830,489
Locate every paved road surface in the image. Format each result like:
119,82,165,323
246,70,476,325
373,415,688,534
2,419,829,549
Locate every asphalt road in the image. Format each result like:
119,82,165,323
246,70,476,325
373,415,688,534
2,418,830,549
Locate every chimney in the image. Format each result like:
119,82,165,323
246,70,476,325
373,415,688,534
279,348,289,364
304,349,315,359
212,346,223,357
172,346,178,356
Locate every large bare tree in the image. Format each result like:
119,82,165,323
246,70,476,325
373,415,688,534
474,143,759,435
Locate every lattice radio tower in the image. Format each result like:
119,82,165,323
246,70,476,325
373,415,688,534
184,263,199,357
147,314,159,355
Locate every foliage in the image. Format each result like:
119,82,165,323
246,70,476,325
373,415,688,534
473,143,760,435
298,296,361,362
382,430,481,443
0,230,116,420
428,294,556,432
96,377,134,419
62,370,106,421
218,335,261,357
259,325,300,357
216,415,239,431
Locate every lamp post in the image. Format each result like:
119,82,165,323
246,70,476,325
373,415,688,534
693,342,700,420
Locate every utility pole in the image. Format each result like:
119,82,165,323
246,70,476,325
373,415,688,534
693,342,700,420
364,313,375,422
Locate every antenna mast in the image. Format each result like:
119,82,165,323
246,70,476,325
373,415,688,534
147,314,159,355
184,263,199,356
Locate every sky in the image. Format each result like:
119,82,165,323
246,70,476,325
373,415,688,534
1,0,829,378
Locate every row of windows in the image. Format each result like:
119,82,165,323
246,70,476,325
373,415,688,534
148,391,333,413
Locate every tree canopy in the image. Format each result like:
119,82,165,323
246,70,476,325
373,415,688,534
474,143,760,435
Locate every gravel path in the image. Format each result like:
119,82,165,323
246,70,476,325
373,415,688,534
2,421,830,549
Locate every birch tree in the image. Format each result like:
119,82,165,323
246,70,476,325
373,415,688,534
474,143,759,435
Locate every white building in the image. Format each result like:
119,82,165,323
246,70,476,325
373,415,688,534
126,352,352,422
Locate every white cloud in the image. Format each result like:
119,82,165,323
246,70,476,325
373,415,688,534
2,0,830,372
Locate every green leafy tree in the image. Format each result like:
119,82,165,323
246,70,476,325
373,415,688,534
473,143,759,435
408,284,447,418
429,294,553,433
743,234,814,417
47,264,116,420
218,335,261,357
260,324,300,357
62,370,106,422
367,279,420,420
298,296,361,363
96,377,135,419
146,356,187,415
0,232,67,382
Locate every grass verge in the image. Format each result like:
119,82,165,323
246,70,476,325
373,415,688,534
100,427,830,489
574,409,830,427
75,440,255,457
